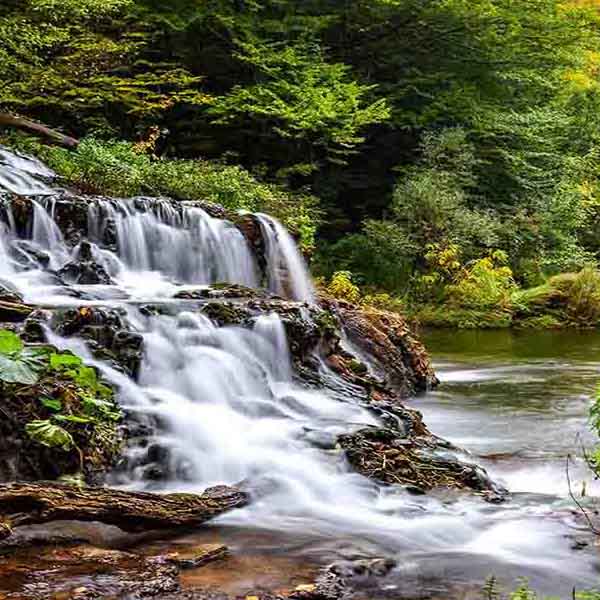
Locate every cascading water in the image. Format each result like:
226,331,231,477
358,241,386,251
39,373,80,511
0,147,313,303
88,199,259,288
1,147,599,595
255,213,315,303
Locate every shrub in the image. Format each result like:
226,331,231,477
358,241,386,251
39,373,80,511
446,250,517,311
327,271,361,304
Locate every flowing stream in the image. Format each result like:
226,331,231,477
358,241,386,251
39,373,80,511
0,148,599,598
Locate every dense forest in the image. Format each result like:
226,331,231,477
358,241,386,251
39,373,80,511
3,0,600,327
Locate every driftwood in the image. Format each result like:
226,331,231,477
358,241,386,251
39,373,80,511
0,482,247,540
0,113,79,148
0,300,34,322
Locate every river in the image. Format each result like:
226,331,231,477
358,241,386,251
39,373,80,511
130,329,600,600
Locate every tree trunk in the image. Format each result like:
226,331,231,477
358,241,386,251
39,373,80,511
0,113,79,148
0,482,247,540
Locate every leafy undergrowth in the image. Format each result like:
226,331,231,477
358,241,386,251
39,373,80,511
0,329,122,482
1,134,320,253
322,264,600,330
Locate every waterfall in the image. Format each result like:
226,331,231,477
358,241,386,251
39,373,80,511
0,148,316,305
0,146,55,196
255,213,315,303
88,198,259,288
0,222,14,280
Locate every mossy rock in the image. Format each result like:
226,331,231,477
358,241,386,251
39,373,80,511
0,331,123,483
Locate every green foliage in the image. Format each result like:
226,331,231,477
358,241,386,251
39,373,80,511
446,251,516,311
326,271,361,304
0,330,48,384
8,135,319,249
25,419,75,451
209,41,390,162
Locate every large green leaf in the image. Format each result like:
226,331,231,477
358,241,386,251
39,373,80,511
0,330,23,355
25,420,74,451
49,352,83,370
0,346,48,384
0,354,40,384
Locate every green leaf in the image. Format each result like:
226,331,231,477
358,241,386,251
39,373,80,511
49,352,83,370
0,354,41,384
73,366,98,389
57,472,86,487
82,395,121,421
25,419,74,451
0,330,23,355
40,397,62,412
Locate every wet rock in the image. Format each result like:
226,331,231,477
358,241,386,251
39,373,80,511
164,544,229,569
57,240,113,285
0,283,22,305
201,301,251,326
0,544,180,599
51,306,142,377
11,239,51,269
22,308,53,343
0,300,34,323
338,427,506,497
329,557,396,579
175,284,263,301
322,298,438,394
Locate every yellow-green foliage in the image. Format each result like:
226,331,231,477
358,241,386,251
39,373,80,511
446,250,516,311
362,292,405,313
413,243,462,303
559,267,600,326
512,267,600,327
327,271,361,304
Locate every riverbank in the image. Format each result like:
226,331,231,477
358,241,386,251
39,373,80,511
322,268,600,330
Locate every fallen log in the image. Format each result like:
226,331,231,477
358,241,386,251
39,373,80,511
0,113,79,148
0,482,247,540
0,300,34,322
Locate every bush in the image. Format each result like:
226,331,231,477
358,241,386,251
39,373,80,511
446,250,516,311
326,271,361,304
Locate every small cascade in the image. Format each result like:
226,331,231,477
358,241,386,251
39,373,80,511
255,213,315,303
88,198,260,288
0,221,14,280
31,199,70,269
0,146,55,196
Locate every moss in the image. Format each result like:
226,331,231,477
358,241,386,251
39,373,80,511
201,302,250,326
348,359,368,375
414,305,513,329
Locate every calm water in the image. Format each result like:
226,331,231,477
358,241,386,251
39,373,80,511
405,328,600,596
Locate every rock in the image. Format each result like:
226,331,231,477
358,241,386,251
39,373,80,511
0,300,34,322
338,427,506,497
51,306,143,376
0,282,23,304
322,298,438,394
11,239,51,269
0,544,181,599
58,240,113,285
175,284,264,300
164,544,229,569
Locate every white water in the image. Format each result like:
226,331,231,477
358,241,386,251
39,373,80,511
1,148,599,595
255,213,315,303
